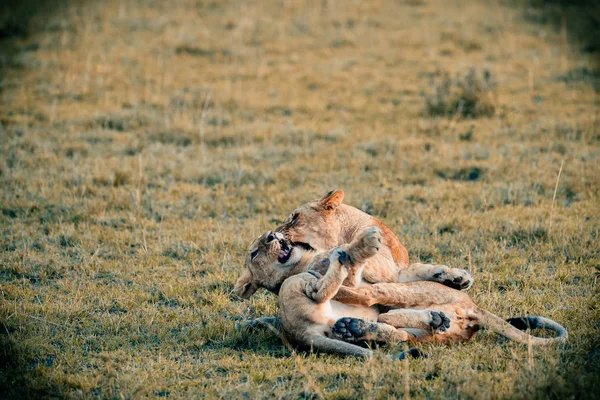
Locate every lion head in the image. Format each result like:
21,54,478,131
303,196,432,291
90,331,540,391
277,189,346,252
232,231,309,299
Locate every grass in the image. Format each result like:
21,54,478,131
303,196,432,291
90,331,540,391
424,68,496,119
0,0,599,398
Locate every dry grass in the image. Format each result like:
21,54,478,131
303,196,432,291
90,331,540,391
0,0,599,398
424,68,496,119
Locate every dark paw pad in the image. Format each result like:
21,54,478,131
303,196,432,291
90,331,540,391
337,250,350,265
456,274,473,289
332,317,369,340
430,311,451,332
395,348,426,360
443,275,472,290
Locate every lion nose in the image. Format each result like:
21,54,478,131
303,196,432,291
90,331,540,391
266,231,277,243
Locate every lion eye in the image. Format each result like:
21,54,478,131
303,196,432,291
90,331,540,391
250,249,259,261
290,213,299,224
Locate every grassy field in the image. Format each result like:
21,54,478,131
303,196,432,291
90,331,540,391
1,0,599,398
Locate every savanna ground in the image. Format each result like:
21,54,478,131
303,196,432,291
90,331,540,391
0,0,599,398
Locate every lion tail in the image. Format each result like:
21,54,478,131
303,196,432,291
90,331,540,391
477,309,568,345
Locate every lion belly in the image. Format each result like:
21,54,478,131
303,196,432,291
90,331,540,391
317,300,379,323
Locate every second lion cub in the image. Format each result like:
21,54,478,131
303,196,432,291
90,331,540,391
271,228,568,358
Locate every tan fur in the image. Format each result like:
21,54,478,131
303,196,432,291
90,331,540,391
233,231,313,299
278,190,473,287
331,281,567,346
245,228,567,357
233,190,473,299
277,190,408,284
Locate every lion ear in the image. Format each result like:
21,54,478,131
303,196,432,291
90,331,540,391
319,189,344,210
232,268,258,299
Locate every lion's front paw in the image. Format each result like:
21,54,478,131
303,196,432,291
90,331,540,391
330,249,351,267
331,317,371,341
429,311,451,334
350,226,382,261
337,250,351,265
358,226,383,252
432,267,474,290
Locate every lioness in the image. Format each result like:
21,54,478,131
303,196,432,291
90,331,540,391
234,190,473,299
274,228,567,357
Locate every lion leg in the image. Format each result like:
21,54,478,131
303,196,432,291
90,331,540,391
334,282,474,312
328,318,428,360
310,228,382,303
332,283,418,308
330,318,411,343
398,263,473,290
308,249,350,303
378,309,450,334
391,307,478,344
305,333,374,358
397,328,434,341
306,333,423,360
344,227,383,265
341,227,383,287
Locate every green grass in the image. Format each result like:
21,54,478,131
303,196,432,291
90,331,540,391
1,0,599,398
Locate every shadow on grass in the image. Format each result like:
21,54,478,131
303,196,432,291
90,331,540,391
520,0,600,92
1,0,68,394
0,0,66,80
0,331,62,398
524,0,600,58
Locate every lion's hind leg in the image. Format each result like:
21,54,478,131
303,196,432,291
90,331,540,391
307,333,424,360
330,317,410,343
328,318,426,360
305,333,373,358
380,308,478,344
399,263,474,290
377,309,456,343
378,309,450,334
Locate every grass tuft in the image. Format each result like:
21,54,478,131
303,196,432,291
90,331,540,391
424,69,496,119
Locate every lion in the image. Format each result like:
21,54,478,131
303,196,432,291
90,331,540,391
233,189,473,299
250,227,567,358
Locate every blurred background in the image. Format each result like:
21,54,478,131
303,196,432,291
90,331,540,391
0,0,598,398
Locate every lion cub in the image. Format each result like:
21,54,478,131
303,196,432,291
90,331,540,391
234,190,474,300
234,197,472,300
277,190,474,289
278,227,434,358
249,228,567,358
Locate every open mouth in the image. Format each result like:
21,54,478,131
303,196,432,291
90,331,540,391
266,231,295,264
266,231,315,264
278,240,315,263
278,242,293,263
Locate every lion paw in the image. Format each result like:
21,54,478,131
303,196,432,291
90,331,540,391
337,250,351,265
349,227,382,262
360,226,383,245
330,249,351,267
331,317,371,341
357,226,383,253
429,311,451,334
432,266,473,290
